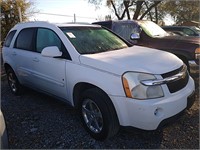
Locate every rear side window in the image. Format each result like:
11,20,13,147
36,28,62,53
4,30,17,47
15,28,35,51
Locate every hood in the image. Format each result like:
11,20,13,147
79,46,183,75
162,35,200,44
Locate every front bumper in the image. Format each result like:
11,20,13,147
157,90,195,129
110,76,195,130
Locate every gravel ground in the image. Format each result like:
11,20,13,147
1,66,199,149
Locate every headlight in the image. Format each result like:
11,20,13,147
122,72,164,100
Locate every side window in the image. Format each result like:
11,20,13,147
36,28,62,53
182,28,195,36
15,28,35,51
4,30,17,47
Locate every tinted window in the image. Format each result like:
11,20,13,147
60,27,127,54
4,30,17,47
36,28,62,53
15,28,35,51
182,28,195,36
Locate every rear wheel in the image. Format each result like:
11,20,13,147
6,68,23,95
79,88,119,140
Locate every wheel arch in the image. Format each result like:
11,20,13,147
73,82,105,108
4,63,13,73
72,82,118,117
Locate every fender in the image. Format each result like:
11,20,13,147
65,62,125,106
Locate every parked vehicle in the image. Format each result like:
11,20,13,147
93,20,200,71
162,26,200,37
0,110,8,149
167,31,189,36
2,21,195,140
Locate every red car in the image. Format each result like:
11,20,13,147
93,20,200,71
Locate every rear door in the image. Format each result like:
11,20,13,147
12,28,37,86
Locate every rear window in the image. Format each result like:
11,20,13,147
112,22,140,41
60,27,128,54
4,30,17,47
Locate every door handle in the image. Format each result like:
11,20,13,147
33,58,39,62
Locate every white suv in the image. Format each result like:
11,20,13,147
2,21,195,140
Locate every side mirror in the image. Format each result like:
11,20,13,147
130,33,140,40
41,46,62,57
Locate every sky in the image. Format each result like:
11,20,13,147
29,0,174,25
29,0,112,23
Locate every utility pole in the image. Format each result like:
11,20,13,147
18,7,22,22
74,13,76,23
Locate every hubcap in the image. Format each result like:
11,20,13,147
82,99,103,133
8,72,17,92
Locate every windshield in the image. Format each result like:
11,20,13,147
59,26,128,54
137,20,168,37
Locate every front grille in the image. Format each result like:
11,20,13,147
161,65,189,93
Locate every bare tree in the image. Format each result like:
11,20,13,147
159,0,200,25
89,0,162,20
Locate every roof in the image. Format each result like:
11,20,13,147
56,23,100,27
11,21,100,31
93,20,138,24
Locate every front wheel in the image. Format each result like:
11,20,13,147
79,88,119,140
6,68,23,95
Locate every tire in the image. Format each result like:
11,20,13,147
79,88,120,140
6,68,23,95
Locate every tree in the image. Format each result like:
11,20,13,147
159,0,200,25
88,0,162,21
139,1,165,24
1,0,35,40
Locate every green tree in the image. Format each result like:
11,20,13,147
89,0,162,21
159,0,200,25
1,0,34,40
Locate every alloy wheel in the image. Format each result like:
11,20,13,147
82,99,103,133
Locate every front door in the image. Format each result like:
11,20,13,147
31,28,69,99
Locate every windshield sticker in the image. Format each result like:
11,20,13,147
66,32,76,38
